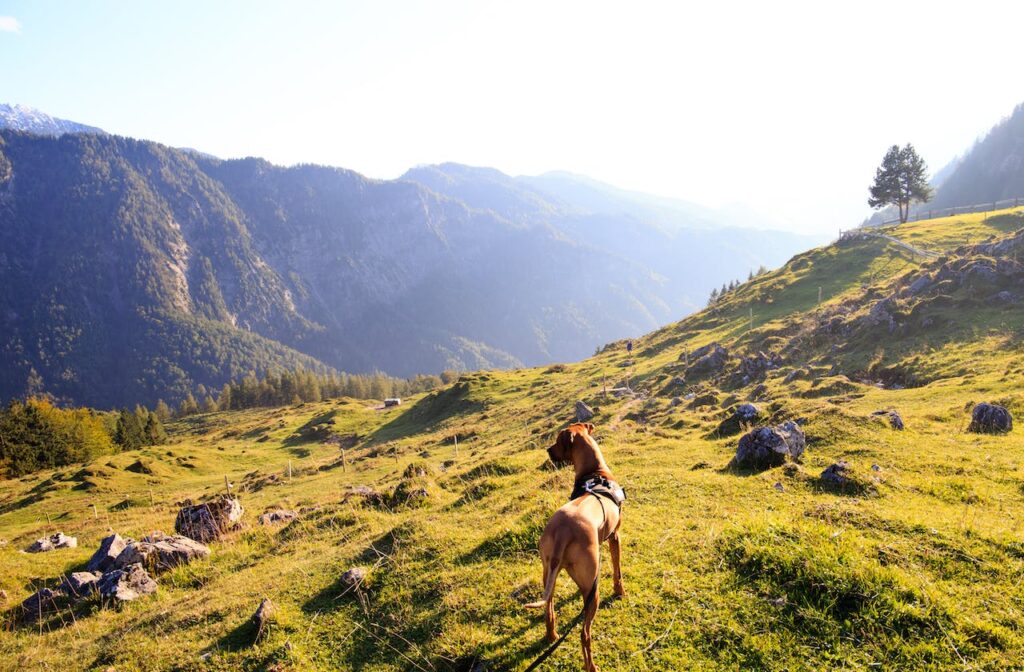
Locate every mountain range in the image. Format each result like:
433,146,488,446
5,99,1020,410
0,110,817,408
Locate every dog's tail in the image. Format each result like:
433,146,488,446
524,551,564,609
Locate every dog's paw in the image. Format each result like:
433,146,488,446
546,631,558,643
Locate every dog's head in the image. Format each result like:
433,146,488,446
547,423,594,466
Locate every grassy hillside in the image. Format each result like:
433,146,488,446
1,209,1022,671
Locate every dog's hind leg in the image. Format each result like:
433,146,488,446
567,550,601,672
609,531,625,597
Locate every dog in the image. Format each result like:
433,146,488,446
525,422,625,672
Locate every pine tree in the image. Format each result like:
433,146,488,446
868,144,933,223
144,412,167,445
154,399,172,422
114,409,145,451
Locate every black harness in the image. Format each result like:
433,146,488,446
570,474,627,508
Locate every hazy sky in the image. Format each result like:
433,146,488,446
1,0,1022,233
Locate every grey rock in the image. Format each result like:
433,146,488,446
670,397,682,407
783,368,806,384
87,533,132,573
27,532,77,553
175,496,244,542
905,274,932,296
341,567,367,589
967,403,1013,434
116,532,210,572
735,403,760,422
820,461,854,487
574,401,594,422
871,409,904,430
21,588,60,619
686,343,730,376
252,597,276,641
61,571,102,598
992,290,1015,303
772,482,784,492
98,563,157,603
258,509,299,526
732,421,806,470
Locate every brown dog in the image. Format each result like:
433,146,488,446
525,422,625,672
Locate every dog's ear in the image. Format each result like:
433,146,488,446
585,423,595,433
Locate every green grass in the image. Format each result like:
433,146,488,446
1,211,1023,671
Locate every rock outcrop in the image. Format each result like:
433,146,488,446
97,563,157,603
116,533,211,572
175,497,244,542
26,533,77,553
732,421,806,470
967,403,1013,434
258,510,298,525
87,533,131,573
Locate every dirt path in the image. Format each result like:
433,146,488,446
606,396,644,432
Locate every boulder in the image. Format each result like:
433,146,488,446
252,597,276,642
87,533,132,573
21,588,60,620
968,403,1013,434
175,496,244,542
820,461,854,487
61,571,102,599
98,563,157,603
116,532,210,572
574,401,594,422
26,532,77,553
735,403,759,422
258,509,298,526
714,403,760,436
783,368,806,384
732,421,806,470
871,409,904,430
905,274,932,296
735,351,782,384
686,343,730,376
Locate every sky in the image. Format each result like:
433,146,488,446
1,0,1022,234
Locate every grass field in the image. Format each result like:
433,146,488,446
1,210,1022,671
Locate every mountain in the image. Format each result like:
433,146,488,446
0,128,819,409
925,102,1024,209
0,103,105,136
402,163,820,315
2,206,1021,670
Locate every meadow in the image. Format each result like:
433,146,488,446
2,209,1022,671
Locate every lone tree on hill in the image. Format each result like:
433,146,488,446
868,144,933,224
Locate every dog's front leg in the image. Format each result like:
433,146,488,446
609,532,625,597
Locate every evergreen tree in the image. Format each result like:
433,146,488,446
868,144,933,223
154,399,172,422
144,412,167,445
114,408,146,450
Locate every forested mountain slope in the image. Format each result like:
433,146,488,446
0,131,813,408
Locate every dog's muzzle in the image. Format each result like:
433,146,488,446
547,447,571,466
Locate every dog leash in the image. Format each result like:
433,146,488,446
521,578,598,672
